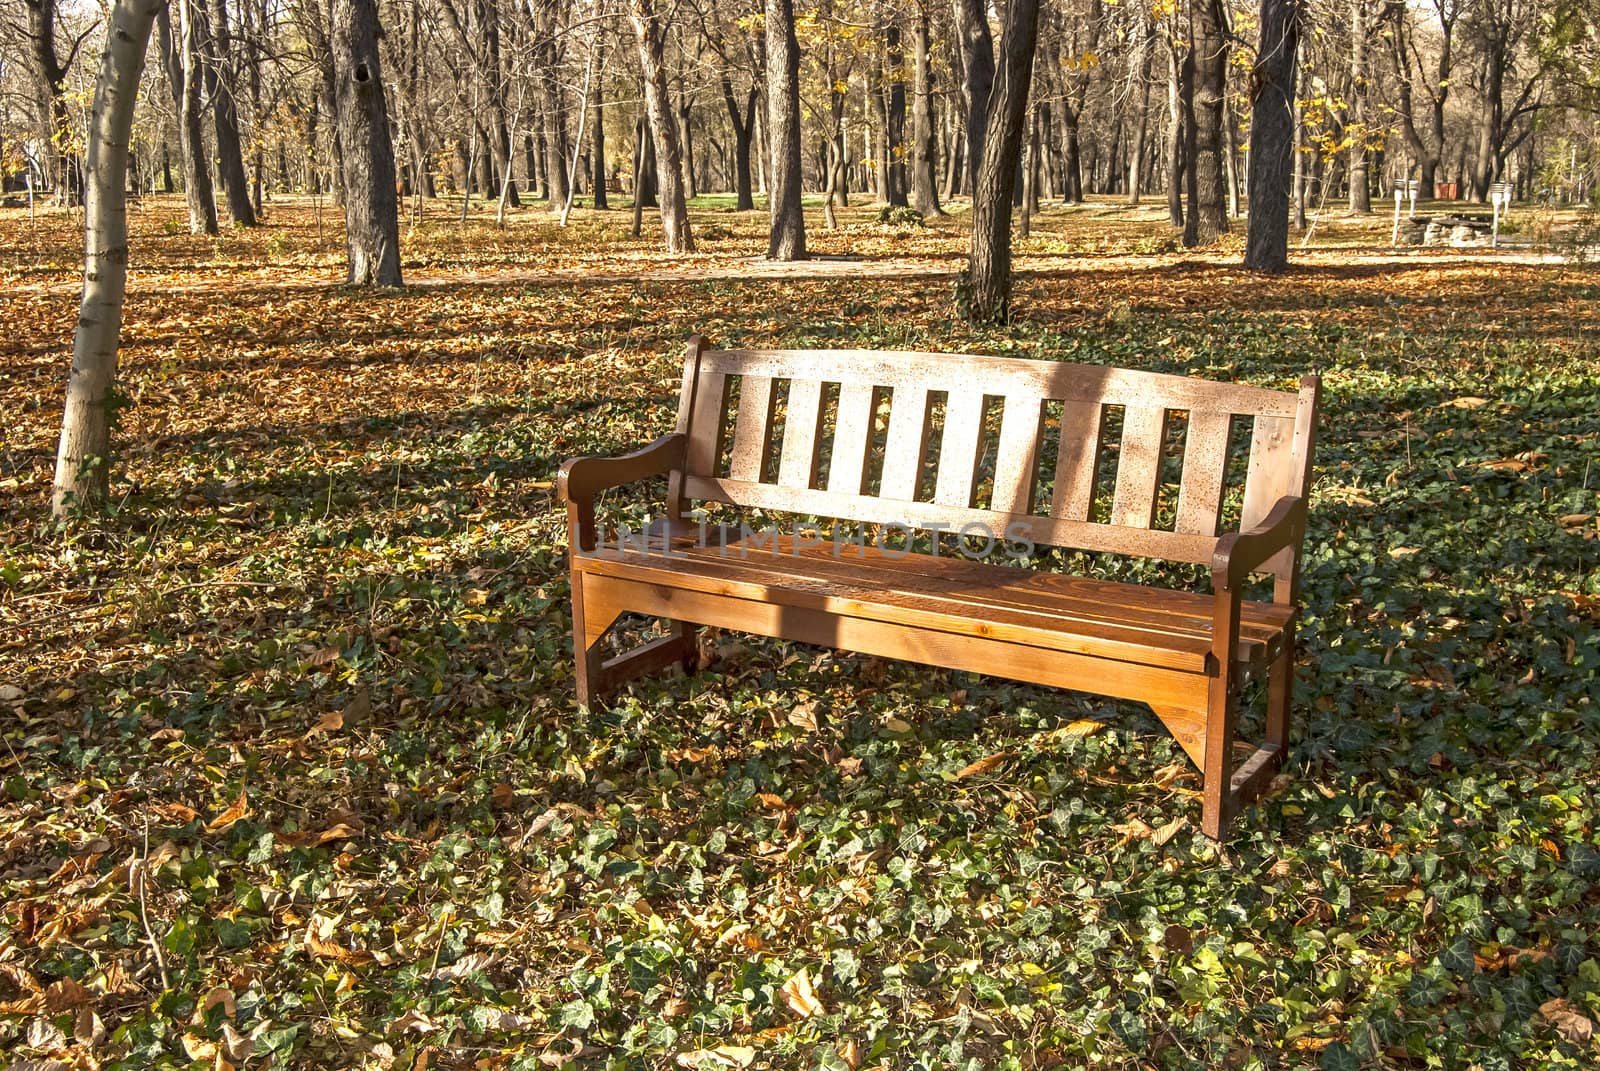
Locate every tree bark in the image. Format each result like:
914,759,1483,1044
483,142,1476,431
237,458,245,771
1244,0,1300,271
178,0,219,234
593,48,610,209
884,25,908,207
765,0,806,259
1347,0,1371,212
963,0,1042,323
207,0,257,224
1167,36,1185,226
53,0,164,516
721,76,758,210
22,0,85,204
631,0,694,252
331,0,403,284
1186,0,1229,244
910,4,943,215
954,0,995,196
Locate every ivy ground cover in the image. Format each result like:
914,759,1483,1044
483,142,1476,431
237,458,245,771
2,199,1600,1069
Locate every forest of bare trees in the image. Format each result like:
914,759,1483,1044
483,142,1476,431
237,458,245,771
4,0,1599,253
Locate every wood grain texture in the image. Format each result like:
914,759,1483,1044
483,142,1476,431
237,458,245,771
727,375,775,482
1110,405,1167,528
828,383,877,495
991,396,1044,514
879,386,932,501
1175,410,1232,536
1049,401,1105,521
933,391,986,507
777,378,824,488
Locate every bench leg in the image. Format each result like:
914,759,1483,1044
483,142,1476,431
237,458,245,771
570,572,607,712
1265,622,1295,752
1200,669,1238,840
571,572,698,711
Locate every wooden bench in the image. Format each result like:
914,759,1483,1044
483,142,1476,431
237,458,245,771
558,337,1320,838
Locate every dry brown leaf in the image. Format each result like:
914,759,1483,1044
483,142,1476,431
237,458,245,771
307,935,377,964
387,1007,436,1035
202,986,237,1019
0,993,46,1015
183,1034,219,1061
305,709,343,736
837,1039,860,1069
205,789,252,833
1152,816,1190,846
1058,719,1105,739
45,976,94,1011
153,802,200,823
756,793,793,811
1439,396,1490,409
74,1005,106,1047
786,699,818,732
1559,514,1595,528
883,716,912,733
1541,998,1595,1045
675,1046,756,1068
307,646,342,667
490,783,516,809
955,751,1015,779
780,967,825,1018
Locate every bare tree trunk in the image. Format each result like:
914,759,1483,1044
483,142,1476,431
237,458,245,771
178,0,219,234
963,0,1042,323
1347,0,1371,213
1167,37,1185,227
631,0,694,252
331,0,403,284
53,0,163,516
592,44,610,209
910,3,943,216
954,0,995,196
208,0,257,225
1244,0,1300,271
722,77,757,210
1127,20,1153,204
884,25,908,207
1185,0,1229,245
765,0,806,259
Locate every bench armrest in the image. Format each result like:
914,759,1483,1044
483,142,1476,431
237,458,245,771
558,433,688,503
558,433,687,553
1210,496,1307,594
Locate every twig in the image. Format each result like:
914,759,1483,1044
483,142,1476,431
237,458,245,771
138,809,172,991
425,907,453,993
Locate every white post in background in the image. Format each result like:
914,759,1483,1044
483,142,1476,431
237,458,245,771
1392,184,1404,246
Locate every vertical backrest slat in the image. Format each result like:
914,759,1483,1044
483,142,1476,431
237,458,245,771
777,378,825,488
933,391,987,507
1110,406,1168,528
1049,401,1105,520
727,375,775,482
1174,409,1232,536
1240,413,1295,530
879,387,931,501
685,369,730,477
828,383,877,495
990,396,1044,514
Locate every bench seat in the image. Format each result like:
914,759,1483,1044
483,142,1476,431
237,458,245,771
577,536,1294,675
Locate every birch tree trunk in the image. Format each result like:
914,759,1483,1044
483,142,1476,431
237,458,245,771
331,0,403,284
963,0,1043,323
765,0,806,259
630,0,694,252
53,0,164,516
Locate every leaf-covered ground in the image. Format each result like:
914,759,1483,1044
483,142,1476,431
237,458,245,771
2,196,1600,1070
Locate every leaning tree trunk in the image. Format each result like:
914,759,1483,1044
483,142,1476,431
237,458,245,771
178,0,218,234
630,0,694,252
331,0,403,284
963,0,1042,323
53,0,164,516
765,0,806,259
207,0,257,225
910,4,943,216
1243,0,1300,271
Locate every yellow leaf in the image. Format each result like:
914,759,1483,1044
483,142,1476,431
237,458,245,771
1389,546,1421,557
955,752,1015,779
1058,719,1105,738
780,967,825,1018
205,789,252,833
883,716,912,733
1438,396,1489,409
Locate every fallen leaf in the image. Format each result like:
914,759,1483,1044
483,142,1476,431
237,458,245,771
838,1039,860,1069
308,935,377,964
955,751,1015,779
490,783,516,809
153,802,200,823
883,716,912,733
206,789,252,833
1152,816,1189,846
780,967,825,1018
787,699,818,731
1438,396,1490,409
1058,719,1105,738
74,1005,106,1047
45,976,94,1011
675,1046,756,1068
387,1007,436,1035
756,792,793,811
202,986,237,1019
305,709,343,736
1541,997,1595,1045
1389,546,1421,557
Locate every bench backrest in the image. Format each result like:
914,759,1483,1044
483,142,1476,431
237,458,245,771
670,338,1318,582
